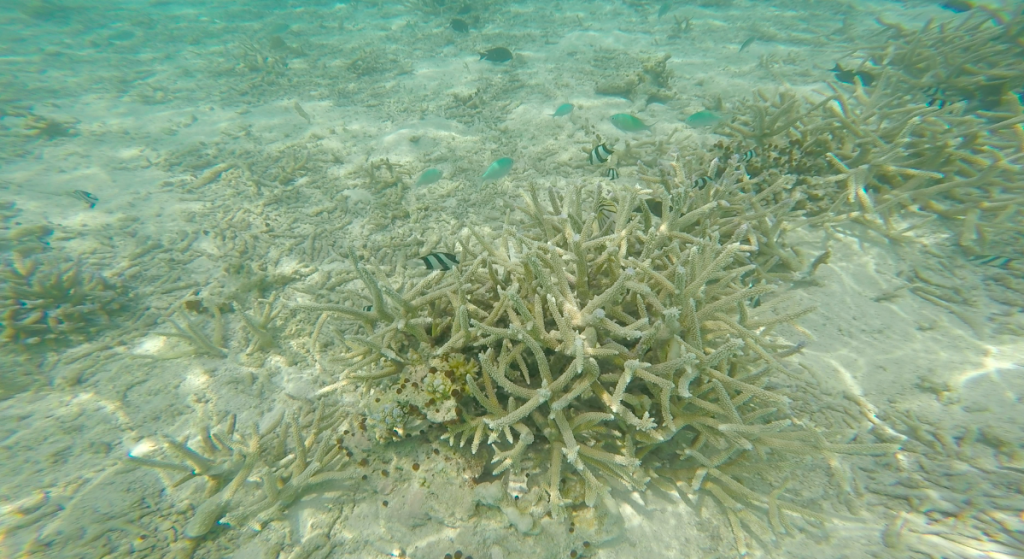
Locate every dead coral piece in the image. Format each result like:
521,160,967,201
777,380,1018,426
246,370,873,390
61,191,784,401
238,294,282,353
155,305,227,358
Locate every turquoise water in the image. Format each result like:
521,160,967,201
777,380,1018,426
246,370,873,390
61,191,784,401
2,1,1024,558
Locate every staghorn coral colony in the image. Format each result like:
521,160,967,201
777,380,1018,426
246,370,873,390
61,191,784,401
0,202,129,398
1,202,128,350
716,8,1024,252
1,252,128,348
297,168,896,548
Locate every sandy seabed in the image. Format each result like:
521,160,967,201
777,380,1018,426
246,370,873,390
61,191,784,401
2,0,1023,558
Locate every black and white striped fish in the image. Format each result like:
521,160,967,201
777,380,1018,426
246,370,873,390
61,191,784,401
421,252,459,271
922,86,964,109
72,189,98,209
693,176,713,189
589,143,614,164
606,168,619,180
739,149,756,162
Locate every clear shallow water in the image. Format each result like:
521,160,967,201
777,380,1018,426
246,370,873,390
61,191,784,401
2,1,1024,558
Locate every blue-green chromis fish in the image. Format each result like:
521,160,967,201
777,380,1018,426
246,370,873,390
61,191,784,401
610,114,652,133
553,103,574,117
481,157,514,183
684,110,724,127
414,168,443,186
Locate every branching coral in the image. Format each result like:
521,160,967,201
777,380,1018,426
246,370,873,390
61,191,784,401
867,410,1024,558
297,173,897,553
870,7,1024,114
0,202,52,257
1,252,128,348
129,403,356,557
721,19,1024,249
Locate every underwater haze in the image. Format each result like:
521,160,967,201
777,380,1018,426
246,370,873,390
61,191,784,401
3,0,1024,557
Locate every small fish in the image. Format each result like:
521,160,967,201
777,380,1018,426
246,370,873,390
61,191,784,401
589,143,614,164
739,36,756,52
72,189,98,208
481,157,514,183
970,254,1018,268
415,168,444,187
684,110,723,128
739,149,756,162
552,103,575,117
693,176,713,189
449,18,469,33
923,86,958,108
421,252,459,271
642,199,663,218
940,0,974,12
506,471,529,501
268,22,290,34
362,305,373,312
830,63,876,87
597,199,617,217
610,113,652,133
657,2,672,19
479,47,513,63
606,168,619,180
629,199,664,218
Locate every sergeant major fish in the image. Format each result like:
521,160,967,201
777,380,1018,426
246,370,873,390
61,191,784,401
421,252,459,271
589,143,614,164
830,63,876,87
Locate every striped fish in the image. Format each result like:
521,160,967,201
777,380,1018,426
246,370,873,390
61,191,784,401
739,149,756,162
506,471,529,501
589,143,614,164
693,176,713,189
970,254,1018,269
73,189,99,209
421,252,459,271
597,199,617,218
923,86,961,109
362,305,374,312
606,168,619,180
